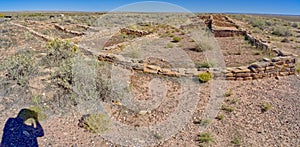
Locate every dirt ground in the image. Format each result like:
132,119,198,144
0,12,299,146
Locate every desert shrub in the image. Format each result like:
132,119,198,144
252,27,262,34
198,132,214,143
291,23,298,28
79,113,110,133
250,18,266,30
0,13,4,17
172,36,181,42
45,38,79,67
198,72,212,83
2,52,36,86
28,13,43,17
272,27,292,37
51,59,73,91
261,102,272,112
44,39,79,92
281,38,290,43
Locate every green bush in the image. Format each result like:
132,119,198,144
79,113,110,133
3,52,36,86
0,13,4,17
198,72,212,83
172,36,181,43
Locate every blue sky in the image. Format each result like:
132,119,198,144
0,0,299,15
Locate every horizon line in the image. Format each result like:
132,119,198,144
0,10,299,16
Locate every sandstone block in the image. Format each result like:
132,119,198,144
244,77,253,80
226,77,236,80
236,73,251,77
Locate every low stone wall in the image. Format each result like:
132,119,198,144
120,28,150,37
54,24,85,36
244,33,270,50
97,53,203,77
97,51,297,81
10,22,53,41
224,56,296,80
213,30,246,37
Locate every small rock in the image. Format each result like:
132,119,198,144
138,110,148,115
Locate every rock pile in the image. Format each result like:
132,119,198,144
224,56,296,80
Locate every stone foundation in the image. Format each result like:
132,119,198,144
213,30,246,37
120,28,150,37
224,56,296,80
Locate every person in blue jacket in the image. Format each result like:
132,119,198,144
1,108,44,147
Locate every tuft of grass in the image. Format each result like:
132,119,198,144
296,65,300,73
194,39,213,52
29,106,47,120
198,72,212,83
224,89,233,97
79,113,110,133
232,137,241,145
165,43,174,48
197,62,215,68
227,97,239,104
221,105,235,113
261,102,272,112
198,132,214,143
253,50,262,55
153,132,163,140
172,36,182,43
216,114,225,121
199,119,212,126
